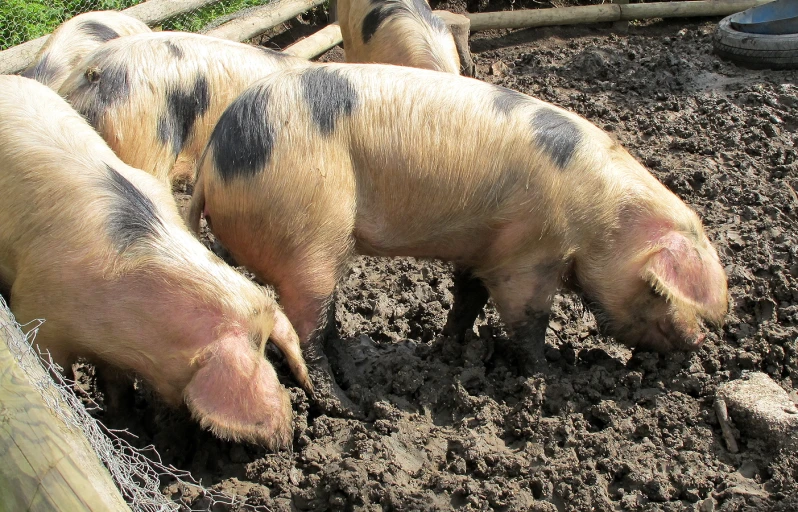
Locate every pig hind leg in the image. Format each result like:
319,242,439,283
442,267,490,340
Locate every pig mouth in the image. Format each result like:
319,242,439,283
589,303,706,353
630,318,706,353
584,294,706,353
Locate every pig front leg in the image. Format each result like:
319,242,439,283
482,259,563,373
442,267,490,340
276,271,362,418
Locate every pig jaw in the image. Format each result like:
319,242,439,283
590,285,712,353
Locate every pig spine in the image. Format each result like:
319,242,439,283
191,63,728,357
21,11,151,91
59,31,310,186
0,75,308,447
337,0,460,74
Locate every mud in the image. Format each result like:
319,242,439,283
91,11,797,512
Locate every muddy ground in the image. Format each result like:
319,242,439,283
93,6,798,512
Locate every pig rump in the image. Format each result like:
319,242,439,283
337,0,460,74
0,75,308,448
190,64,727,380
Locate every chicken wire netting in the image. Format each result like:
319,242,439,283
0,296,248,511
0,0,274,51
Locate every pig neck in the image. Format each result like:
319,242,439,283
568,148,697,285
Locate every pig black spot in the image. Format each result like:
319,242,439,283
493,86,531,116
104,164,163,252
362,0,446,43
531,108,582,169
21,54,60,85
80,21,120,42
157,75,210,156
257,46,286,60
72,52,131,128
300,67,358,135
163,40,184,59
210,83,275,183
361,2,402,44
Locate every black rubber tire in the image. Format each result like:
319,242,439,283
713,15,798,70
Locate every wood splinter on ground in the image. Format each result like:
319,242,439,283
714,397,739,453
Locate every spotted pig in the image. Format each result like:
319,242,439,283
336,0,461,74
189,64,728,395
59,32,311,186
21,11,150,91
0,75,309,448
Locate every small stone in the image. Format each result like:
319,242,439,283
491,61,510,77
698,497,716,512
716,372,798,451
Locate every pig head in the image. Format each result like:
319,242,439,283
572,152,729,353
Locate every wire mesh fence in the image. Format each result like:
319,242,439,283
0,0,277,51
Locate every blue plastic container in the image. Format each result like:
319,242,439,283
729,0,798,35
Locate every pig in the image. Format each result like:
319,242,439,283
188,63,728,406
59,31,311,186
0,75,310,448
336,0,461,74
21,11,151,91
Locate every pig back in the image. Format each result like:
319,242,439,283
227,64,618,260
58,32,311,184
0,76,174,271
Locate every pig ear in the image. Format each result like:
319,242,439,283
184,335,292,448
642,231,727,320
268,309,312,393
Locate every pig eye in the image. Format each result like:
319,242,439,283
250,331,264,351
85,67,100,83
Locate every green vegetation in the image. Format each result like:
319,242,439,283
161,0,271,33
0,0,278,51
0,0,140,50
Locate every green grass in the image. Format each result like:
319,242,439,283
0,0,285,51
161,0,272,33
0,0,141,50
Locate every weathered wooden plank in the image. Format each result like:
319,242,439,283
283,21,341,58
0,303,129,511
466,0,773,31
204,0,326,42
